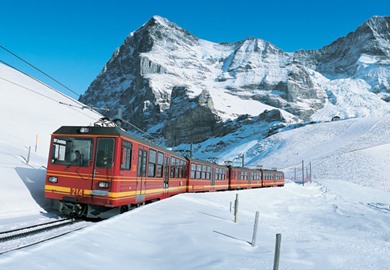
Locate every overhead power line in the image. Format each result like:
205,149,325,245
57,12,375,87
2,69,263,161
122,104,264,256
0,45,153,141
0,44,80,98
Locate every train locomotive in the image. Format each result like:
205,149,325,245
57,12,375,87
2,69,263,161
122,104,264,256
44,118,284,218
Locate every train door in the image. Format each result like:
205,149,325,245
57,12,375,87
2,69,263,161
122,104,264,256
211,167,215,186
136,147,147,202
164,156,170,189
92,138,115,192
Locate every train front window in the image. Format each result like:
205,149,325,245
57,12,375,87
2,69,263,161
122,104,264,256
96,138,115,168
51,137,93,167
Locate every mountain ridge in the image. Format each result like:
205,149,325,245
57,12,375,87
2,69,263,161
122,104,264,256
80,15,390,147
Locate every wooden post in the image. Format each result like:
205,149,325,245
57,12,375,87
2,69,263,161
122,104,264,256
273,233,282,270
234,194,239,223
26,146,31,165
230,201,232,212
251,211,259,247
35,133,38,152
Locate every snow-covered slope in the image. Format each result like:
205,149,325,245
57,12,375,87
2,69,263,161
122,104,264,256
0,63,102,218
0,62,389,269
253,117,390,191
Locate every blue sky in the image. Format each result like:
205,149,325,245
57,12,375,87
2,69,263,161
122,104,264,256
1,0,390,98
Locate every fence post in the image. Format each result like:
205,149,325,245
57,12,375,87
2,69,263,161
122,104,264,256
26,146,31,165
230,201,232,212
35,133,38,152
273,233,282,270
251,211,259,246
234,194,239,223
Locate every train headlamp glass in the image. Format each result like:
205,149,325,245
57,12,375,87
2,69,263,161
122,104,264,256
48,176,58,183
98,181,109,189
79,127,90,133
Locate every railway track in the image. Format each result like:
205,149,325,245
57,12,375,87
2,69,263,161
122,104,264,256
0,218,90,255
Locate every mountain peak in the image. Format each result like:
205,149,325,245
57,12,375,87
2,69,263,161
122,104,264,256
144,15,172,29
136,15,198,44
151,15,170,25
364,16,390,41
365,15,390,26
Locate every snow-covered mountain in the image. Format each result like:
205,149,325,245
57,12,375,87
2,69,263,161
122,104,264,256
80,16,390,146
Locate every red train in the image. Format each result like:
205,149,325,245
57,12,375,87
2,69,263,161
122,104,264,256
44,119,284,218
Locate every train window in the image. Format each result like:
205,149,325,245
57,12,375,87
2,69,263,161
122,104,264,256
196,164,201,179
175,159,181,178
148,149,157,177
51,137,93,167
219,168,225,180
120,141,132,170
175,159,180,178
206,166,211,180
170,157,176,178
190,164,196,179
96,138,114,168
137,150,147,177
179,159,186,178
201,165,206,179
156,152,164,178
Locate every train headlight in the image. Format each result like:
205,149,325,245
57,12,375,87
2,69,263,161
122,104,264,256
48,176,58,183
98,181,109,189
79,127,90,133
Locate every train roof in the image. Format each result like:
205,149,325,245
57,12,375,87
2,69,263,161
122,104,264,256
186,157,226,167
228,166,283,173
52,125,186,159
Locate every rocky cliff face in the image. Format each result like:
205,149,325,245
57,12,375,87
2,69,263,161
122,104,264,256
80,16,390,146
294,16,390,98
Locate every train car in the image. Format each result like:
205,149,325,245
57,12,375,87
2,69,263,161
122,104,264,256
44,119,187,218
228,167,262,189
261,169,285,187
186,158,228,192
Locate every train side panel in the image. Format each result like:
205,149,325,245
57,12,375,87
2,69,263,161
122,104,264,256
262,170,285,187
187,158,228,192
228,167,263,189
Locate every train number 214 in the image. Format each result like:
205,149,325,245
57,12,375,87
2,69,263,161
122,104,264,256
71,188,83,196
